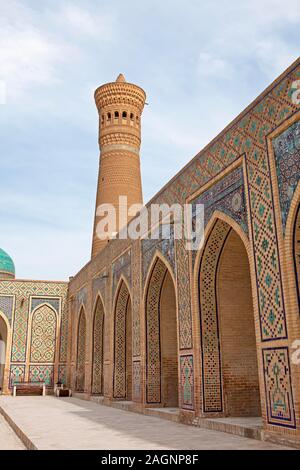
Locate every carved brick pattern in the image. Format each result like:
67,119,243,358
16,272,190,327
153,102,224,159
199,220,231,412
76,310,86,392
113,281,130,398
262,347,296,427
92,297,105,395
175,238,193,349
30,304,57,363
146,258,167,404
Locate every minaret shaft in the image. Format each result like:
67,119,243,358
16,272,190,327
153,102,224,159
91,75,146,257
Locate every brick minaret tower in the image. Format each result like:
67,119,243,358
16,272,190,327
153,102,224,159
92,74,146,257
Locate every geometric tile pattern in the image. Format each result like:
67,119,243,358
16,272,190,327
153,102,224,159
9,364,25,388
92,297,105,395
112,249,131,299
133,360,141,402
132,241,141,357
0,295,14,325
273,120,300,232
113,281,130,399
29,365,54,388
180,355,194,410
76,309,86,392
145,258,167,404
30,304,57,363
199,219,231,412
262,347,296,428
175,238,193,349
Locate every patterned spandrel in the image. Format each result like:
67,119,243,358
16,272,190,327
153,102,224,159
112,250,131,298
0,295,14,325
31,297,60,314
273,120,300,232
142,224,175,284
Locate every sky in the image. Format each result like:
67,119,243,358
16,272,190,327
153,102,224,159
0,0,299,281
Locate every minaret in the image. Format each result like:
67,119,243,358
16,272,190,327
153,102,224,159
91,74,146,257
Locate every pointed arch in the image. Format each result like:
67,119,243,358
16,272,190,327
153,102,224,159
91,294,105,395
30,303,58,363
113,278,132,399
76,307,86,392
144,255,178,406
197,216,260,416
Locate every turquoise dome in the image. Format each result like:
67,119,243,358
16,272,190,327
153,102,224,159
0,249,15,276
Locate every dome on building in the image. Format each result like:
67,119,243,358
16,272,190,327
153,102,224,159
0,248,15,278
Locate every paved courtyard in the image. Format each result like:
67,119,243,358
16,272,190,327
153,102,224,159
0,396,293,450
0,414,24,450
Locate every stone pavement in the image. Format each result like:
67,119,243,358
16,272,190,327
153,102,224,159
0,414,25,450
0,396,292,450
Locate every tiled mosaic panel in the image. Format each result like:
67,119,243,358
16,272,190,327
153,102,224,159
191,165,247,266
294,205,300,309
59,296,69,363
273,120,300,232
0,295,14,325
133,360,141,402
199,220,230,412
112,250,131,298
175,238,193,349
146,258,167,404
0,281,67,363
9,364,25,388
113,281,130,399
76,310,86,392
58,364,67,385
180,355,194,410
29,365,54,388
92,298,104,394
30,304,57,363
142,224,175,284
262,347,295,428
31,297,60,313
132,241,141,356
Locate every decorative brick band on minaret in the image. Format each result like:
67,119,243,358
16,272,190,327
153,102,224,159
91,74,146,257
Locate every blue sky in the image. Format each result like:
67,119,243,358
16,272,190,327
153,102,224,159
0,0,299,280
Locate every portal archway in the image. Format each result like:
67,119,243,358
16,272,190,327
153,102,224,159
199,218,260,416
92,296,105,395
0,315,7,393
113,280,132,400
145,257,178,407
76,308,86,392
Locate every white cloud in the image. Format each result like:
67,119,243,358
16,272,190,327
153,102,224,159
197,52,234,79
